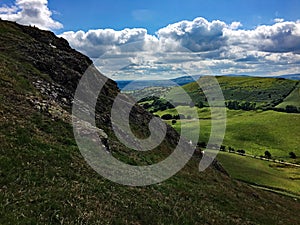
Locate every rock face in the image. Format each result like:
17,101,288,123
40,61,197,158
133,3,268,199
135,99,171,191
0,20,192,165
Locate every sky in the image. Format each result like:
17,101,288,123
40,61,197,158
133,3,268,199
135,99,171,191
1,0,300,79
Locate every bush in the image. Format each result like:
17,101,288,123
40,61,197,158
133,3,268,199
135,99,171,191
161,114,173,120
286,105,298,113
142,103,151,109
226,100,256,110
171,119,177,125
264,151,272,159
195,101,204,108
237,149,246,155
220,145,226,151
197,141,206,148
289,152,297,159
228,146,235,152
173,114,180,120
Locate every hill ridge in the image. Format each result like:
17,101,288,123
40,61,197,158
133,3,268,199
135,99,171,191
1,20,300,224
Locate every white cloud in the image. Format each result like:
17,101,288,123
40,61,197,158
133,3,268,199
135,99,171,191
60,28,159,59
0,0,63,30
157,17,227,52
59,17,300,78
274,18,284,23
229,21,242,30
224,20,300,53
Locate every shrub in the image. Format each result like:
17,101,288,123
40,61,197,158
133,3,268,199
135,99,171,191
289,152,297,159
264,151,272,159
161,114,173,120
220,145,226,151
237,149,246,155
286,105,298,113
228,146,235,152
197,141,206,148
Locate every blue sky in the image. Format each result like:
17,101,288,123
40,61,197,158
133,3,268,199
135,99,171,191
1,0,300,79
13,0,300,33
33,0,300,33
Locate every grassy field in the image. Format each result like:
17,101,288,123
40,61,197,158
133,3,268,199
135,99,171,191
156,107,300,161
277,83,300,108
154,106,300,196
217,151,300,196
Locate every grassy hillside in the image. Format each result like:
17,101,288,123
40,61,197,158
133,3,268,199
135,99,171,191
156,107,300,160
134,76,299,111
1,20,300,224
170,76,298,108
154,107,300,196
217,152,300,195
276,83,300,109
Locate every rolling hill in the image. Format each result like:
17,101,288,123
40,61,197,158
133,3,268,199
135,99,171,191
1,20,300,224
166,76,299,110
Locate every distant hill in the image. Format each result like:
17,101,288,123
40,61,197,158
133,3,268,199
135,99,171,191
137,76,299,111
170,75,202,85
116,75,202,90
116,79,176,90
117,74,300,92
276,74,300,80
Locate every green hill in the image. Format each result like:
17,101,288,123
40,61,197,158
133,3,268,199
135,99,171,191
1,20,300,224
276,83,300,109
165,76,299,110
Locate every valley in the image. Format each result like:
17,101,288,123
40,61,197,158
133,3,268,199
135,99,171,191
134,78,300,197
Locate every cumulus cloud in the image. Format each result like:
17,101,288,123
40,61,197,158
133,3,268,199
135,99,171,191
229,21,242,30
157,17,228,52
60,17,300,78
225,20,300,53
60,28,159,58
0,0,63,30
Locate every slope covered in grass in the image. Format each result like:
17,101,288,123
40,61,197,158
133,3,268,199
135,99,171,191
158,107,300,159
276,83,300,108
1,20,300,224
217,152,300,195
137,75,299,110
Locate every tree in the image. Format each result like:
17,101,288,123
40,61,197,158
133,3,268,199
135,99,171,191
189,101,195,108
237,149,246,155
142,103,150,109
171,119,177,125
228,146,235,152
196,101,204,108
220,145,226,151
264,151,272,159
173,114,181,120
289,152,297,159
197,141,206,148
161,114,173,120
286,105,298,113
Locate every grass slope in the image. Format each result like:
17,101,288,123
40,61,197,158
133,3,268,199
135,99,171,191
156,107,300,196
156,107,300,159
277,83,300,108
217,152,300,195
1,20,300,224
136,76,299,110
